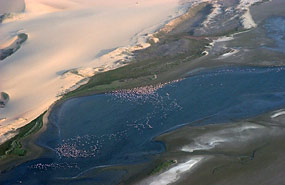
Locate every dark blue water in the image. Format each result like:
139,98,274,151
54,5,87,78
1,66,285,185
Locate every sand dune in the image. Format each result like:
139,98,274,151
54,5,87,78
0,0,265,144
0,0,25,14
0,0,184,144
0,36,18,50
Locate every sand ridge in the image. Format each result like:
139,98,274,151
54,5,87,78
0,0,185,144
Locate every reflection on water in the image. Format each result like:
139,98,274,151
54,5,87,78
1,66,285,185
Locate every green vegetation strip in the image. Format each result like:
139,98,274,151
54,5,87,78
63,38,208,100
60,3,214,100
0,112,46,157
150,160,177,175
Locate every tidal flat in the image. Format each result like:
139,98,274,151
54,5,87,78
144,110,285,185
0,0,285,184
1,66,285,185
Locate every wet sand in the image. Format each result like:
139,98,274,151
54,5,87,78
0,0,285,184
0,0,184,144
126,1,285,184
144,110,285,185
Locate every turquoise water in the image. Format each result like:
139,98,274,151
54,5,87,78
1,66,285,185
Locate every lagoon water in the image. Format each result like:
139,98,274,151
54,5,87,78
1,66,285,185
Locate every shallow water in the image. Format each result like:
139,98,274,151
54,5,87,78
1,66,285,185
264,16,285,52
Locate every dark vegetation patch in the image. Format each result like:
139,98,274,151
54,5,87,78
0,112,45,158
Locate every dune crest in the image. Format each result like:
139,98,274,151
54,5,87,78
0,0,183,144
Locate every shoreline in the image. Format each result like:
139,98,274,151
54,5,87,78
0,0,185,144
0,0,273,144
0,0,196,169
0,103,54,172
0,0,284,182
135,108,285,185
1,64,284,177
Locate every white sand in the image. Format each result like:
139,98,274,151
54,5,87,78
218,48,239,59
237,0,263,29
181,123,265,153
271,110,285,118
150,158,202,185
0,0,184,144
138,157,203,185
181,137,226,152
202,2,221,27
181,0,262,29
